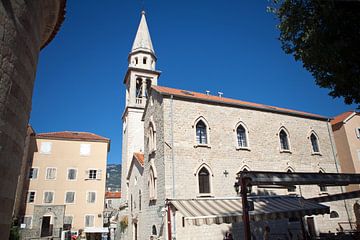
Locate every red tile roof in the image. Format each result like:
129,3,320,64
36,131,109,143
152,86,328,121
330,111,355,126
105,191,121,199
133,152,144,166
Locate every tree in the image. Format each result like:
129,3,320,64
270,0,360,107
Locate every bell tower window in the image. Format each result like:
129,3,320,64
143,57,147,64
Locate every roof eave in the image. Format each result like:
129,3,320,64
154,90,329,121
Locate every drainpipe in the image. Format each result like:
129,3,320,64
327,120,352,227
170,95,176,239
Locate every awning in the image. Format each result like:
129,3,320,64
84,227,109,233
168,196,329,226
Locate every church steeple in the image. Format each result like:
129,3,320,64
131,11,155,54
128,11,157,71
121,11,161,203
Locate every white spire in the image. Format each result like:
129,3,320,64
131,11,155,54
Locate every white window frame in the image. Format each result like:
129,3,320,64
27,191,36,203
40,142,52,154
195,164,213,197
80,143,91,156
148,163,157,201
45,167,57,180
309,131,321,155
29,167,39,180
235,122,250,151
193,117,211,148
43,191,55,204
86,169,102,180
64,191,76,204
148,121,157,154
67,168,78,181
84,214,95,228
278,127,292,153
23,215,32,229
86,191,97,204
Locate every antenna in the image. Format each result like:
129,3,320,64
218,92,223,97
205,90,210,95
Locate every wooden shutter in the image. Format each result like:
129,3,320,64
97,169,102,180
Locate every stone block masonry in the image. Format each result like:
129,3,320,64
0,1,65,238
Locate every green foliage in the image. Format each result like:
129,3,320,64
119,216,128,233
271,0,360,107
9,226,20,240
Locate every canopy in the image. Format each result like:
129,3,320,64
168,196,329,226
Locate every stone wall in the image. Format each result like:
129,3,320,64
0,1,64,238
139,93,351,239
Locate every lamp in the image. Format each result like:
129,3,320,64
234,182,240,195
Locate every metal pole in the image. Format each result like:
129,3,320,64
167,204,172,240
241,177,251,240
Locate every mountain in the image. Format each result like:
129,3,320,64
106,164,121,192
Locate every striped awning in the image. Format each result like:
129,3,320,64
168,196,329,226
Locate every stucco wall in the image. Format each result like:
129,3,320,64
23,137,108,235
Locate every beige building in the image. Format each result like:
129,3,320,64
119,12,355,240
331,111,360,192
0,1,66,238
21,131,109,239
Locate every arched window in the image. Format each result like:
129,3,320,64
136,78,142,98
310,133,320,153
319,171,327,192
287,169,296,192
198,167,210,194
143,57,147,64
237,125,248,148
152,225,157,235
148,122,156,152
139,190,142,211
196,120,207,144
148,166,157,200
279,129,290,151
330,211,339,218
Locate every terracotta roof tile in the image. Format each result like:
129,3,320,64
36,131,109,142
133,152,144,166
330,111,355,126
105,191,121,199
152,86,328,120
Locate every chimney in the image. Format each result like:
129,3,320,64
205,90,210,95
218,92,223,97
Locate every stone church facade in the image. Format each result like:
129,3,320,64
120,12,352,240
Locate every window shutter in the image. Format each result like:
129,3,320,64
85,170,89,179
356,128,360,138
97,170,102,180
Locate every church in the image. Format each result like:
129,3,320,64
119,12,352,240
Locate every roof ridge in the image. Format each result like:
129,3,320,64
152,85,328,121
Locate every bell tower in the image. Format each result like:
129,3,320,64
121,11,160,200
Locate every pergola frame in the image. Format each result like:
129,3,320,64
235,171,360,240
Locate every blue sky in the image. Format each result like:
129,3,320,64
30,1,356,164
